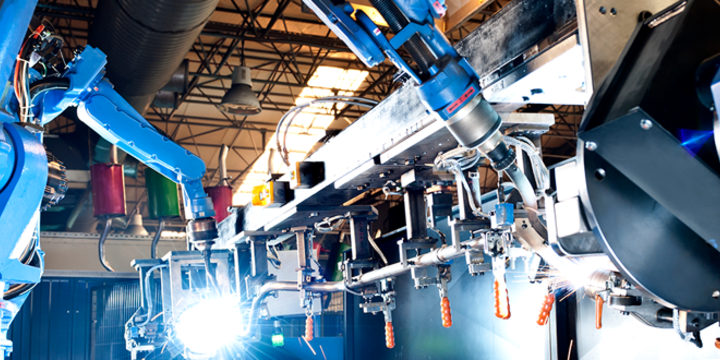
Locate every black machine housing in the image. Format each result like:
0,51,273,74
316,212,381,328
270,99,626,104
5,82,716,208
578,0,720,312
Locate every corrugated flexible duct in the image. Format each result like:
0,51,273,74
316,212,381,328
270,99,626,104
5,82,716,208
88,0,220,114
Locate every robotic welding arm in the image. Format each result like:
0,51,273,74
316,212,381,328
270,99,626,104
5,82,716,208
300,0,566,272
302,0,514,159
35,45,218,246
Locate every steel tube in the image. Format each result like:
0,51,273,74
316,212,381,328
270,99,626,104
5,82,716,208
150,218,165,259
240,238,485,338
218,144,229,184
351,237,485,286
241,280,344,338
98,218,115,272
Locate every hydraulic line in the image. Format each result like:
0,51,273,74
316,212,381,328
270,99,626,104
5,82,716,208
3,250,41,300
98,217,115,272
29,78,69,101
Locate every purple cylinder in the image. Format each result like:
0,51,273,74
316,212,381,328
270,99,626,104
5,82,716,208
205,186,233,223
91,163,126,218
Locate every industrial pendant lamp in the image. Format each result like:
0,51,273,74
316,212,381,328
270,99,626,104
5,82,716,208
217,65,262,115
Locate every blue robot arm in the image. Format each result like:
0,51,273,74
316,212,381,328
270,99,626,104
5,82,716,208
76,80,213,220
301,0,515,169
37,46,215,219
36,45,218,245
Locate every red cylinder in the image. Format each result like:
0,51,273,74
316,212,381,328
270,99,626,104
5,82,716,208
205,186,233,222
91,163,126,218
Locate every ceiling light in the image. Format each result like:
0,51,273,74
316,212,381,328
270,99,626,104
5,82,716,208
125,214,148,236
217,66,262,116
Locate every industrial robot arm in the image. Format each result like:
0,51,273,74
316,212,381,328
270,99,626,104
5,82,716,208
301,0,567,267
36,45,218,246
302,0,511,156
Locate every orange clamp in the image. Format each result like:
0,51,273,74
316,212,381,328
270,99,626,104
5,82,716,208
494,279,511,320
714,337,720,350
537,293,555,326
305,315,314,341
385,322,395,348
441,297,452,328
595,294,604,330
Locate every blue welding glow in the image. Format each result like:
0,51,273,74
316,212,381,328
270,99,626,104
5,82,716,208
679,129,713,156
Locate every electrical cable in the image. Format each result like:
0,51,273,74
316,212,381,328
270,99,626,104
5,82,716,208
3,249,41,300
382,180,403,198
13,26,65,123
503,135,550,191
367,229,388,265
4,222,44,300
451,160,490,218
429,227,447,246
280,97,377,164
314,215,345,233
29,78,69,99
268,242,282,269
137,264,168,327
276,96,378,166
343,280,364,296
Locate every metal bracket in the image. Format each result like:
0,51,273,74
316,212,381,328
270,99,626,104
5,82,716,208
292,227,313,289
465,251,490,276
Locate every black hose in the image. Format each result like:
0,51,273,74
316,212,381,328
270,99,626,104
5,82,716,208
368,0,436,78
3,250,41,300
29,78,69,100
98,217,115,272
150,218,165,259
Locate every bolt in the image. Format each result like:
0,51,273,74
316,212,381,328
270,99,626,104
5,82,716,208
640,119,653,130
585,141,598,151
713,290,720,298
692,318,700,327
357,185,366,191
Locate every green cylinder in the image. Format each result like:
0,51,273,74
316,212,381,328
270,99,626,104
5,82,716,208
145,168,180,219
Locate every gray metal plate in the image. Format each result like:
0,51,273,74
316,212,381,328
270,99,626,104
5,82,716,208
576,0,678,91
